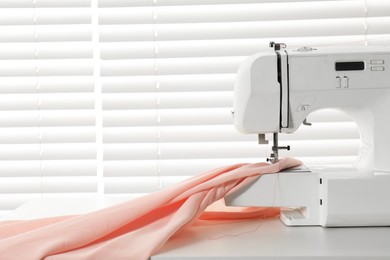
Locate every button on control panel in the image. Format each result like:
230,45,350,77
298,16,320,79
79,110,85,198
341,76,349,88
335,76,341,88
336,76,349,88
371,66,385,71
370,59,384,65
370,59,385,71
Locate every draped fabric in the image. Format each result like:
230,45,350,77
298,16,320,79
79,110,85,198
0,158,301,259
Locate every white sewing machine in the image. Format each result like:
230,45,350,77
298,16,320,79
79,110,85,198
225,43,390,227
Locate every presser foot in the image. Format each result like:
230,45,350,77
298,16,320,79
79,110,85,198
266,132,290,163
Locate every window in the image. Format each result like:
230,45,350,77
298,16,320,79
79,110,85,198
1,0,389,218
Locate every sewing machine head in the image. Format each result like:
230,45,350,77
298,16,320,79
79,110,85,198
233,42,390,169
228,43,390,227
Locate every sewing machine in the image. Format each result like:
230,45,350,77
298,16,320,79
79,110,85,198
226,43,390,227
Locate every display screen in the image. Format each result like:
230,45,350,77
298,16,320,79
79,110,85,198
335,61,365,71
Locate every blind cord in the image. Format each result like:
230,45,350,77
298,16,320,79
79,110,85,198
92,0,104,196
362,0,369,46
153,0,163,190
32,0,44,198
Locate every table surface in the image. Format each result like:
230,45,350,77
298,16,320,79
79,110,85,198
3,197,390,260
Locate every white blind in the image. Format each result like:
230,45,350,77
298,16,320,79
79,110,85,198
1,0,389,217
0,0,96,217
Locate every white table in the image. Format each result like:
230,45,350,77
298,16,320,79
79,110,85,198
4,198,390,260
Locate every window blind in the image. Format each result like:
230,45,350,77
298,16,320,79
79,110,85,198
0,0,96,217
1,0,389,217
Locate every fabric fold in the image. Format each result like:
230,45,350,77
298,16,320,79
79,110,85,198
0,157,301,260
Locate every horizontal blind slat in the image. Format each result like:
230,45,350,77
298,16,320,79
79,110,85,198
0,60,93,77
101,57,245,76
0,110,95,127
0,0,91,8
99,18,376,42
102,74,235,93
0,127,95,144
368,0,390,17
0,43,92,60
0,143,96,160
104,143,157,160
0,76,94,94
0,177,97,193
98,0,356,8
104,176,159,193
104,160,158,177
367,34,390,45
99,1,367,25
0,160,96,177
367,17,390,34
100,108,231,127
0,25,92,42
0,94,95,110
0,8,91,25
103,92,233,109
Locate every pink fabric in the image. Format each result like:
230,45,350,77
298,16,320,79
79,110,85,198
0,157,301,260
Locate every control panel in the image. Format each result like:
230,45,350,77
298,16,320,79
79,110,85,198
334,58,387,89
288,50,389,91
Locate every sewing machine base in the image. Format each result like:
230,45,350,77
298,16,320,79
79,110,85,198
225,166,390,227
